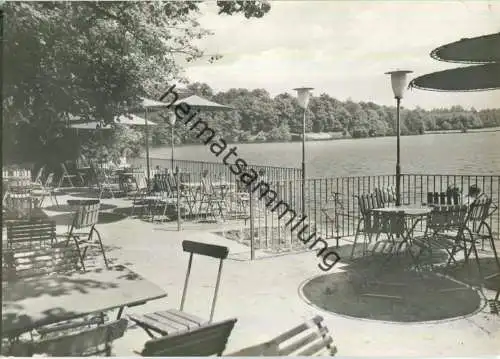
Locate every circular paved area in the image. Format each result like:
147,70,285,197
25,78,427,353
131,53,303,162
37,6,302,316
301,269,482,323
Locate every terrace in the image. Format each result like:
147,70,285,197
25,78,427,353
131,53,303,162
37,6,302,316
2,158,499,356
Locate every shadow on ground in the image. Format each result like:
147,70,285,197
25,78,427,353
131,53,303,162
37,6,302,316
302,257,482,322
437,257,500,291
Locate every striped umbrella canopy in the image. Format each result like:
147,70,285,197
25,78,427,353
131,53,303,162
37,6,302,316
68,114,157,129
430,32,500,64
173,95,233,111
408,63,500,92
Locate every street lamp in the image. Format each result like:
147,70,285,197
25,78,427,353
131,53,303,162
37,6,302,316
169,111,176,171
293,87,314,216
385,70,412,207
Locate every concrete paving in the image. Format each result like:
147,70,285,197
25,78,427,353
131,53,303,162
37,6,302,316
23,191,500,356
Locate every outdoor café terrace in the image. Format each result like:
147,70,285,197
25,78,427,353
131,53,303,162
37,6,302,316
2,157,500,356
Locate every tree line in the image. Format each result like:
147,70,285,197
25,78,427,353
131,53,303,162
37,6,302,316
149,82,500,147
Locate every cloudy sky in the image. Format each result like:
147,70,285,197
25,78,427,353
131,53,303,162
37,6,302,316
184,1,500,110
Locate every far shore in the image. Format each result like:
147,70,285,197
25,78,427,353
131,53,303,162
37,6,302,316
147,126,500,154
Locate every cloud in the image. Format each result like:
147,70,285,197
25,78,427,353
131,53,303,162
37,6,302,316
186,1,500,109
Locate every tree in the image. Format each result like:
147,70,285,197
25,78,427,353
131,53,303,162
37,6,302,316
2,1,271,165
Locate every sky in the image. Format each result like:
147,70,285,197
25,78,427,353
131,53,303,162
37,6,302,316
183,0,500,110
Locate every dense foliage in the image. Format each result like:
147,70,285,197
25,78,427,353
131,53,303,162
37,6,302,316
1,1,270,167
151,82,500,146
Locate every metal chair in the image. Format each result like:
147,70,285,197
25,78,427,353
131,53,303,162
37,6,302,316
229,316,336,356
7,318,128,356
412,205,479,273
351,193,385,258
129,240,229,338
64,199,108,270
139,318,237,357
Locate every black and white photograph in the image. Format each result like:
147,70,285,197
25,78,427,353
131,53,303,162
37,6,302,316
1,0,499,356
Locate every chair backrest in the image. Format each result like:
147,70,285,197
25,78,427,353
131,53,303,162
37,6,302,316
357,193,384,216
468,196,493,222
180,240,229,322
45,172,56,188
230,316,336,356
68,199,101,230
9,318,128,356
428,205,469,232
33,166,45,184
375,187,396,206
141,318,237,357
154,174,170,193
6,220,56,250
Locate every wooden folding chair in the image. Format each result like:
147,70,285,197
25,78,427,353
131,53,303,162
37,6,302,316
31,172,59,208
139,318,237,356
64,199,109,270
129,240,229,338
228,316,337,356
412,205,479,273
7,318,128,357
467,196,498,255
31,165,46,189
351,193,385,258
59,162,78,188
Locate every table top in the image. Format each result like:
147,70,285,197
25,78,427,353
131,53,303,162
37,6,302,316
2,265,167,336
371,205,432,216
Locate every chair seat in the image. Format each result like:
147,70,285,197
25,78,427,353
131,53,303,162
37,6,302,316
129,309,208,336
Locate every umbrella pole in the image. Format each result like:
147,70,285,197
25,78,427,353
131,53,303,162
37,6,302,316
145,109,151,184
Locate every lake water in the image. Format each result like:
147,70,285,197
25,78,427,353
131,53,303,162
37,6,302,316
149,131,500,178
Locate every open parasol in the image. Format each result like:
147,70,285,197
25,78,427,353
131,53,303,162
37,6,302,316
409,31,500,93
430,32,500,64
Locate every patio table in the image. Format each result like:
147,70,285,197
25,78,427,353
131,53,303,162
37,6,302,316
2,265,167,337
369,205,432,249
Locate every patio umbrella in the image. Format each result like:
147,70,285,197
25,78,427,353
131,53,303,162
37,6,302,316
168,94,233,170
173,95,233,111
408,63,500,92
430,32,500,64
409,32,500,92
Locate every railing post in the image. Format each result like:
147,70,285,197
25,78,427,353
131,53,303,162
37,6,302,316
249,184,255,260
176,166,181,232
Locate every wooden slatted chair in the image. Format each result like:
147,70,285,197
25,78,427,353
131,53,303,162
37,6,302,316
351,193,385,258
229,316,336,356
375,186,396,206
64,199,109,270
198,177,226,221
3,221,81,281
412,205,478,272
31,165,46,189
31,172,60,208
59,162,78,188
129,240,229,338
467,196,498,254
139,318,237,356
7,318,128,357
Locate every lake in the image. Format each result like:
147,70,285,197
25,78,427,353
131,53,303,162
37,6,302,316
149,131,500,178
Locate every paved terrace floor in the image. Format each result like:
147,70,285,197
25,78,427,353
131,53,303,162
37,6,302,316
21,191,500,356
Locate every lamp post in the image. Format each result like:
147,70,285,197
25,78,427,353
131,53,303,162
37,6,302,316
169,112,176,171
385,70,412,207
293,87,314,216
